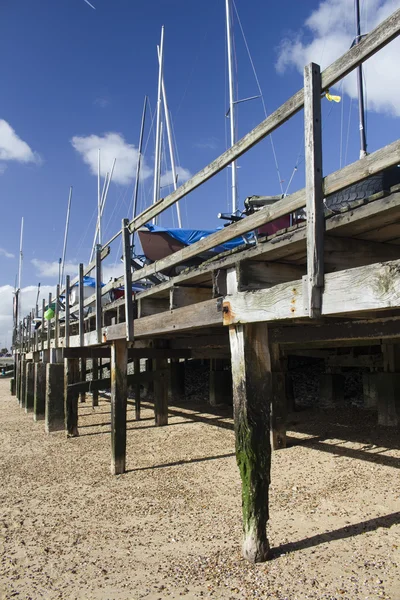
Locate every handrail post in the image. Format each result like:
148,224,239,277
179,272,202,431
95,245,102,344
47,293,52,350
65,275,70,348
304,62,324,318
122,219,134,341
55,284,60,348
78,264,84,346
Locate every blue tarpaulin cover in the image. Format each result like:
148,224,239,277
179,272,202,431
144,224,254,253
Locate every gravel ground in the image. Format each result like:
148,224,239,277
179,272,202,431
0,378,399,600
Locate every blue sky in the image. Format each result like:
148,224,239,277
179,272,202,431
0,0,399,345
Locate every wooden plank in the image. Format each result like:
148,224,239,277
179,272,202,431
95,245,102,344
324,236,400,269
126,10,400,233
137,297,169,318
122,219,134,341
304,63,324,318
170,285,212,309
111,340,128,475
238,261,305,290
229,323,271,563
127,140,400,286
223,258,400,325
105,298,223,340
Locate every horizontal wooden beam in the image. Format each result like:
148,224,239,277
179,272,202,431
63,347,192,359
68,369,169,394
105,298,223,341
223,258,400,325
126,10,400,233
271,317,400,346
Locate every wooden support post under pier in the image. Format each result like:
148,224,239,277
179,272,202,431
111,340,128,475
20,357,27,410
134,358,141,420
92,358,99,407
169,358,185,402
229,323,271,563
25,362,35,413
270,345,287,450
65,358,80,437
209,359,232,406
34,362,47,421
45,363,65,433
154,358,168,426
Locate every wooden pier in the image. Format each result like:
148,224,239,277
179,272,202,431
12,9,400,563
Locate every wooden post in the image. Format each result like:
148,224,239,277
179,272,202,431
80,358,87,403
65,275,70,348
20,357,27,409
25,362,35,413
169,358,185,402
65,358,80,437
229,323,271,563
41,298,46,351
122,218,134,341
377,344,400,426
47,292,52,349
134,358,141,420
270,344,287,450
92,358,99,407
95,245,102,344
34,362,47,421
45,363,65,433
111,340,128,475
319,373,345,408
209,359,232,406
154,358,168,426
78,263,84,345
55,284,60,348
304,62,324,318
10,377,16,396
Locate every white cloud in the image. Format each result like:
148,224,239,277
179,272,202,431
0,119,41,167
0,284,55,348
160,166,192,189
71,132,152,185
276,0,400,117
193,137,219,150
31,259,80,279
0,248,15,259
94,97,110,108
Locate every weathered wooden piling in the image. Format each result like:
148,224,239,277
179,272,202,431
270,345,287,450
154,358,168,426
25,362,35,413
10,377,16,396
92,358,99,407
80,358,87,403
169,358,185,402
34,362,47,421
134,358,141,420
45,363,65,433
111,340,128,475
229,323,271,563
65,358,80,437
209,359,232,406
20,357,27,410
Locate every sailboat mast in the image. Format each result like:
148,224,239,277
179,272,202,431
226,0,237,214
152,26,165,224
158,47,182,228
60,186,73,289
97,149,102,244
355,0,367,158
132,96,148,249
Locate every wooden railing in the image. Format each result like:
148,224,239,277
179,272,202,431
15,8,400,351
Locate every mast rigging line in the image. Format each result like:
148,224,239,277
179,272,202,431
232,0,284,196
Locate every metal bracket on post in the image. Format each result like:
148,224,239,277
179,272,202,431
304,62,324,318
95,245,102,344
122,219,134,342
